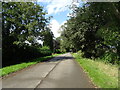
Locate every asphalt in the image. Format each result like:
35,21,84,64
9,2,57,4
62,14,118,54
2,53,95,88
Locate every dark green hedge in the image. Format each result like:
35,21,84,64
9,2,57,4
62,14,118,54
2,45,52,67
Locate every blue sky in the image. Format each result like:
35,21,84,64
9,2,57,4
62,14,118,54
37,0,84,38
38,1,70,24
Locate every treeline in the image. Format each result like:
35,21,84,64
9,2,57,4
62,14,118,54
2,2,60,67
60,2,120,64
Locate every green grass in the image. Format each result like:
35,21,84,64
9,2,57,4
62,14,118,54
72,53,118,88
0,53,61,77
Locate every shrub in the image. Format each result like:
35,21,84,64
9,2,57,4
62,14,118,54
76,50,84,59
100,52,119,64
2,45,40,67
39,46,52,56
54,49,61,54
60,49,66,53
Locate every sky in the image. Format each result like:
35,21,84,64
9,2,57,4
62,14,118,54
37,0,84,38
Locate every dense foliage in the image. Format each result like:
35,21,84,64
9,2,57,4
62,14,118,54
60,2,120,64
39,46,52,56
2,2,54,67
53,37,62,53
42,28,54,52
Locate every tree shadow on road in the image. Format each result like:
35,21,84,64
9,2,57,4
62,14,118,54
45,56,74,62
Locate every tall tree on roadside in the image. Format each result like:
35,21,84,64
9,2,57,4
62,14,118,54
2,2,48,46
60,2,120,64
2,2,52,66
42,28,54,52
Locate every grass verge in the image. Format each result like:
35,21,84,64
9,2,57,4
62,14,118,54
72,53,118,88
0,53,61,77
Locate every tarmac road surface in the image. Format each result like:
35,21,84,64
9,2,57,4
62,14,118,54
2,53,95,88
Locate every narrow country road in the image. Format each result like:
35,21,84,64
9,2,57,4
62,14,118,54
2,53,95,88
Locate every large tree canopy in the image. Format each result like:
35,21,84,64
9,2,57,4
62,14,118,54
2,2,54,66
2,2,50,46
60,2,120,64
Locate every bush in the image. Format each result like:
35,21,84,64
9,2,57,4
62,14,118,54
60,49,66,53
76,50,84,59
39,46,52,56
2,45,41,67
100,52,119,64
54,49,61,54
3,45,53,67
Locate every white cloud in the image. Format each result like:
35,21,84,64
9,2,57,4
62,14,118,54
46,0,72,15
37,0,51,2
37,0,82,15
59,20,67,32
50,19,61,38
61,20,67,26
37,40,43,44
50,19,67,38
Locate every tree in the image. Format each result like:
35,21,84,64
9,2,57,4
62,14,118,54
53,37,61,53
60,2,120,64
2,2,49,46
2,2,52,66
42,28,54,52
